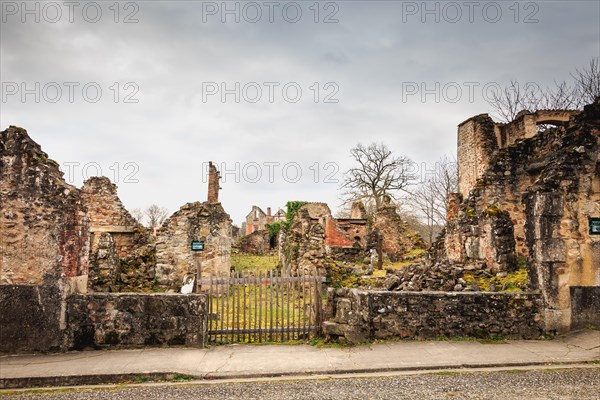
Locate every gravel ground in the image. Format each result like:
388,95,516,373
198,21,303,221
3,368,599,400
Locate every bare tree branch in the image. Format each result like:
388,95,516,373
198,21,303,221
404,155,458,244
487,59,599,123
340,142,415,211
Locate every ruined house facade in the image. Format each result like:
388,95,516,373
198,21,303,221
444,102,600,332
244,205,285,235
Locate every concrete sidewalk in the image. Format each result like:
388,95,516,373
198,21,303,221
1,330,599,389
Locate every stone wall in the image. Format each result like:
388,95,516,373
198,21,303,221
570,286,600,329
156,202,232,291
239,230,271,255
457,110,579,198
323,288,543,343
68,293,207,349
0,284,66,353
1,126,90,288
372,199,427,262
457,114,498,198
279,205,328,275
81,176,142,258
443,99,600,332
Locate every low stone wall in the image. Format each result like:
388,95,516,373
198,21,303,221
323,289,544,343
0,284,66,353
570,286,600,329
68,293,207,349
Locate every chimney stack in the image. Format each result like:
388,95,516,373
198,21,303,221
267,207,271,216
207,161,221,204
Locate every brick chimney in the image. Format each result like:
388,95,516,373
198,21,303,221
267,207,271,216
207,161,221,204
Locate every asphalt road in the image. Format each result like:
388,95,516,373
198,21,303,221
3,368,599,400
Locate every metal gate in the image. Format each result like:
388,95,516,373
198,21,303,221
200,269,324,344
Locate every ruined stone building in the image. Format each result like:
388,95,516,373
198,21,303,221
0,126,231,351
439,101,600,332
244,205,285,235
279,201,426,275
154,160,233,290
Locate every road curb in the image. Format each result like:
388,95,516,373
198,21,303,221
2,360,598,390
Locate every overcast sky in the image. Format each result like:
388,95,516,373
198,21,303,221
1,0,599,225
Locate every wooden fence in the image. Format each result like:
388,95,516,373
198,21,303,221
198,269,324,344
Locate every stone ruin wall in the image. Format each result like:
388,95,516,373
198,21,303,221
323,288,543,343
458,109,579,199
0,126,91,352
155,202,232,291
81,176,143,257
280,201,427,276
0,126,221,352
447,100,600,332
457,114,498,198
0,126,89,289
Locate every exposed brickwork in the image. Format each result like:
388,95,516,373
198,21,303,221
325,217,367,248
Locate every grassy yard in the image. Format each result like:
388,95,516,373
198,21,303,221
231,253,279,272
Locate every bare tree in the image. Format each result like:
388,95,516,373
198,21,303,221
571,58,600,106
488,58,599,122
404,155,458,244
145,204,169,231
340,143,414,211
131,208,145,225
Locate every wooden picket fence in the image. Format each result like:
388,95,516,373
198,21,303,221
198,269,324,344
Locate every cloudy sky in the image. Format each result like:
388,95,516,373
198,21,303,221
1,0,599,225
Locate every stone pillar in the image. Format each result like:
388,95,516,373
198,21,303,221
207,162,220,204
524,192,568,332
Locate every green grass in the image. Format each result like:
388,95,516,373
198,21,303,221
231,253,279,272
383,248,427,270
132,375,150,384
171,374,195,382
